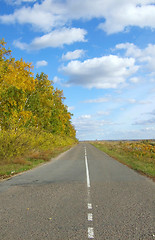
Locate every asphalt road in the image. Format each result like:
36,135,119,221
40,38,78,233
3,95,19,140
0,142,155,240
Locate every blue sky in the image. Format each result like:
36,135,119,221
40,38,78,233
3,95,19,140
0,0,155,140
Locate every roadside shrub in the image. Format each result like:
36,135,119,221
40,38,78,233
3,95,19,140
0,128,76,164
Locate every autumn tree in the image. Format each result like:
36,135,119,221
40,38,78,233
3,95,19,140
0,39,76,139
25,72,54,130
0,40,35,129
50,88,75,136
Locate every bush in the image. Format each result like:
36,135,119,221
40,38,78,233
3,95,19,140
0,127,76,164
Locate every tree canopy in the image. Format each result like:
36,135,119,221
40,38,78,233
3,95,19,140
0,39,76,139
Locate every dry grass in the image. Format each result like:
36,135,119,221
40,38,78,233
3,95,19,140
0,145,72,180
91,140,155,180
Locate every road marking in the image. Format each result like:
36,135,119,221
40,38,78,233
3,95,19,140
85,147,94,239
88,203,92,209
88,213,93,221
88,227,94,239
85,152,90,188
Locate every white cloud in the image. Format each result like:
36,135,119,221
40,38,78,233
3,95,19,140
1,0,155,34
62,49,85,61
83,97,109,103
53,76,61,84
14,28,87,50
73,115,114,140
144,127,155,131
1,0,65,32
150,109,155,115
60,55,139,89
13,39,28,50
5,0,36,5
36,60,48,68
68,106,75,111
116,43,155,73
104,128,155,140
129,77,139,83
128,99,151,104
80,115,92,119
98,1,155,34
134,118,155,125
116,43,155,59
97,111,110,116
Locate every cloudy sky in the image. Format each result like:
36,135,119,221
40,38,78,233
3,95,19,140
1,0,155,140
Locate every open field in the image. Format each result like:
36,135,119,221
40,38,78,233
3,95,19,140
91,140,155,180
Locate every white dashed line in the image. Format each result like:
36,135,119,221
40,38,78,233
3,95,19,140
85,147,95,239
88,213,93,221
85,148,90,188
88,203,92,209
88,227,94,239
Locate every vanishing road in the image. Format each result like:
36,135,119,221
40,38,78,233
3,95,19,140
0,143,155,240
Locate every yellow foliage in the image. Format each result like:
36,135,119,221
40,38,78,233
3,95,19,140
0,39,77,140
4,58,35,92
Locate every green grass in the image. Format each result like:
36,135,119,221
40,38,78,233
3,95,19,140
91,140,155,180
0,159,44,178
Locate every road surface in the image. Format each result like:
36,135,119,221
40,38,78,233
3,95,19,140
0,143,155,239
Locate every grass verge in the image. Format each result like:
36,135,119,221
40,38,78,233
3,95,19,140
0,145,73,180
91,140,155,181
